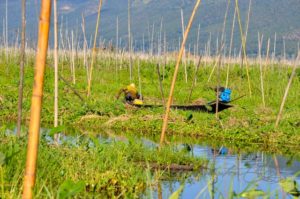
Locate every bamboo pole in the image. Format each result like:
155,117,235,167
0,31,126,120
226,5,237,88
71,30,76,84
128,0,133,81
235,0,252,96
258,33,265,107
22,1,52,198
180,9,188,83
81,13,89,84
275,63,298,128
5,0,8,56
156,64,165,106
54,0,58,129
160,0,202,147
187,56,202,102
196,24,200,57
87,0,103,97
17,0,26,137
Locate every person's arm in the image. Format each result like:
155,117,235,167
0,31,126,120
116,88,125,99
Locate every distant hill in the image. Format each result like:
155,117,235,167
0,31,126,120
0,0,300,57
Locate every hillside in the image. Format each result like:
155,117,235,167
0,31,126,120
0,0,300,56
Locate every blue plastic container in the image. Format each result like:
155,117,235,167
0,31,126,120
220,88,231,103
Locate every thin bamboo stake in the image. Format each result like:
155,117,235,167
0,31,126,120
71,30,76,84
54,0,58,130
180,9,188,83
22,1,52,198
196,24,200,56
81,13,89,84
208,0,230,84
273,32,277,63
138,58,142,96
17,0,26,137
275,63,298,128
87,0,103,97
156,64,165,106
5,0,8,61
116,16,119,53
258,32,265,107
160,0,202,147
159,17,163,56
226,6,237,88
235,0,252,96
187,56,202,102
128,0,133,81
244,0,252,46
53,0,61,144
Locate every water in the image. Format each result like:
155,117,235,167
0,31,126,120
154,145,300,198
3,127,300,198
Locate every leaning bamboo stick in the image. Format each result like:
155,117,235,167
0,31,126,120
225,5,236,87
160,0,202,147
22,1,52,198
275,62,298,128
235,0,252,96
17,0,26,137
87,0,103,97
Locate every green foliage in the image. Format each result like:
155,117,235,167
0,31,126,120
0,132,206,198
169,185,184,199
58,180,85,199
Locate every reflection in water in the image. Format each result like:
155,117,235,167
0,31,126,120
3,127,300,198
155,145,300,198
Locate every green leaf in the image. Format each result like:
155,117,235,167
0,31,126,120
48,126,65,137
169,185,184,199
279,178,295,193
240,189,266,198
0,152,5,166
279,178,300,197
58,180,85,199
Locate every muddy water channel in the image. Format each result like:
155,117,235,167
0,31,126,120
5,128,300,198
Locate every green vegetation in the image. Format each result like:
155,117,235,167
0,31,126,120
0,50,299,152
0,128,206,198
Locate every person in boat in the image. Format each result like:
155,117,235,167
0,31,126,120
116,83,142,104
214,86,232,103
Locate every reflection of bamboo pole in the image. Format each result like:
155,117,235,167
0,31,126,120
160,0,202,148
17,0,26,137
87,0,103,97
22,1,52,198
